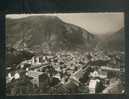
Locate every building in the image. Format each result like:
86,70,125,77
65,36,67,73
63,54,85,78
26,70,43,87
88,78,100,94
31,56,42,65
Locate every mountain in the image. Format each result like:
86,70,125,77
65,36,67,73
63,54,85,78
6,16,124,54
6,16,96,53
96,28,124,51
6,47,34,67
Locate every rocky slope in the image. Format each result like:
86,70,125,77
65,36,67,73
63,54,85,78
6,16,96,53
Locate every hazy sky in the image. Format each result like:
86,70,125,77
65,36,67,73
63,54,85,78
6,13,124,34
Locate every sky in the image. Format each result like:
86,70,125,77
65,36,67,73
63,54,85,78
6,13,124,34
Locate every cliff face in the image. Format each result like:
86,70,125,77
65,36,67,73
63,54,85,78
6,16,96,52
6,16,124,53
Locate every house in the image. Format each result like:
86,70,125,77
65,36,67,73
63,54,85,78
38,73,50,92
6,72,20,83
88,78,100,94
6,73,13,83
102,78,123,94
89,69,107,79
26,70,43,87
31,56,42,65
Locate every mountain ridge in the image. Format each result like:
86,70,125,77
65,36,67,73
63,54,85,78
6,16,97,52
6,16,124,53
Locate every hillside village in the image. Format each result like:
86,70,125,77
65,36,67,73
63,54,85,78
6,48,125,95
6,15,125,95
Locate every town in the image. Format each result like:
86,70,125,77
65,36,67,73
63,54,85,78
6,48,125,95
